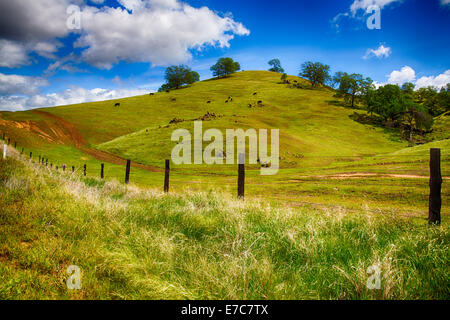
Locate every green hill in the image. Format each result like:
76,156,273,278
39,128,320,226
0,71,407,162
0,71,448,217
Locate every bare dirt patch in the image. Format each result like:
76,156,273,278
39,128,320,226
290,172,449,181
6,110,163,172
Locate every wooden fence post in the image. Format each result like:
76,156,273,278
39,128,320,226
83,164,87,176
46,159,48,166
164,159,170,193
238,153,245,199
72,166,75,173
29,152,32,160
7,138,10,145
21,148,24,155
2,144,6,160
101,163,104,179
125,160,131,184
429,148,442,225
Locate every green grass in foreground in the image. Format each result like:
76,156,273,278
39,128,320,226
1,154,448,299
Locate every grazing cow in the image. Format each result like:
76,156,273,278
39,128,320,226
225,100,229,103
149,93,154,96
207,101,211,104
115,103,120,107
253,92,257,95
248,104,252,108
171,97,176,102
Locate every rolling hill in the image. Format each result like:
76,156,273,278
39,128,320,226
0,71,448,216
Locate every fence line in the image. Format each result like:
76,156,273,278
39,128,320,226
429,148,442,225
164,159,170,193
0,133,443,223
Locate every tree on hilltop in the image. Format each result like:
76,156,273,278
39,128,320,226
268,59,284,73
158,65,199,92
299,61,331,88
210,58,241,78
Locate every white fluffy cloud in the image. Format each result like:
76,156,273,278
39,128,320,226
441,0,450,5
0,0,69,68
387,66,416,84
377,66,449,90
0,96,28,112
363,44,392,59
0,86,149,111
33,42,61,60
0,0,249,69
0,0,74,42
332,0,402,30
0,39,61,68
0,73,49,96
0,40,30,68
75,0,250,69
416,70,450,89
350,0,402,15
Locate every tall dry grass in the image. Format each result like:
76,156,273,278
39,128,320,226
0,149,448,299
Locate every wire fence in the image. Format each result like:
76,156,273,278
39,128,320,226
0,133,444,225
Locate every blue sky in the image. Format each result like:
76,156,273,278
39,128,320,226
0,0,449,111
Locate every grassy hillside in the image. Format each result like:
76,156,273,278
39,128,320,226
0,71,448,217
1,152,448,299
1,71,406,159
